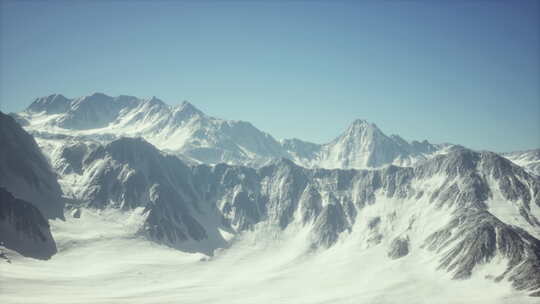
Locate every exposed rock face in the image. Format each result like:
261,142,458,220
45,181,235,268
48,136,540,295
424,210,540,294
0,188,57,259
311,203,348,248
0,112,64,219
388,237,409,259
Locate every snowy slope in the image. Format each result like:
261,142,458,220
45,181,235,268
4,93,540,302
1,207,537,304
19,93,288,167
503,149,540,176
18,93,457,169
17,136,539,297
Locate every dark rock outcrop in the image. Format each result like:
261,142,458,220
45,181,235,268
0,188,57,259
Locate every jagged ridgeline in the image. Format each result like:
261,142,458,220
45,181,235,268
2,94,540,299
17,93,463,169
51,136,540,296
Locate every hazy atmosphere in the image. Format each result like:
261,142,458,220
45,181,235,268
1,0,539,152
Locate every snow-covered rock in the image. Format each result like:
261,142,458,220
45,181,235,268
8,93,540,297
48,135,540,295
20,94,288,167
503,149,540,176
19,93,458,170
288,119,461,169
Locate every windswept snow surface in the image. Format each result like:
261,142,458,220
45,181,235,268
0,208,535,304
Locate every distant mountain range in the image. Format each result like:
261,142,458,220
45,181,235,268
1,93,540,298
15,92,466,170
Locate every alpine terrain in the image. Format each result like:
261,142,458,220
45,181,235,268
1,94,539,304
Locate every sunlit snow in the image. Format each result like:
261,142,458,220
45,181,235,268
1,208,534,304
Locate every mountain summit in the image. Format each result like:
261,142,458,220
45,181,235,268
2,94,540,302
19,93,458,169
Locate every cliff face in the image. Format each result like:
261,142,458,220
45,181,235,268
0,112,64,219
0,188,57,260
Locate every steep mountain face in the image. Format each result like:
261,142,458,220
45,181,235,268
5,93,539,300
20,93,288,167
54,137,229,254
503,149,540,176
19,93,456,170
51,136,540,295
0,188,57,260
0,112,64,219
289,119,459,169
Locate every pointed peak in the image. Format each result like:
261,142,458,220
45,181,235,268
351,118,370,126
134,96,166,111
345,119,381,134
49,93,68,100
144,95,165,105
27,93,71,113
180,100,199,110
347,119,379,130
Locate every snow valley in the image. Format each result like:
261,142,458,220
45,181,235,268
1,93,540,304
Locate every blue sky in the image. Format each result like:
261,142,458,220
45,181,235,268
1,0,539,152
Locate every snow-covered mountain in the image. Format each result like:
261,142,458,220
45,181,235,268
33,135,540,296
0,112,64,219
503,149,540,176
288,119,460,169
3,94,540,302
19,93,288,167
18,93,458,169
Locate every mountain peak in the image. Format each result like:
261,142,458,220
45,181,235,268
351,118,370,126
180,100,198,110
27,93,70,114
343,119,382,137
148,96,161,102
174,100,203,117
143,96,166,107
347,119,380,131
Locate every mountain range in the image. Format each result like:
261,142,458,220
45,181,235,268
1,93,540,302
15,93,467,170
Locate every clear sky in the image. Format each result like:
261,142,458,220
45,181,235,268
1,0,539,152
